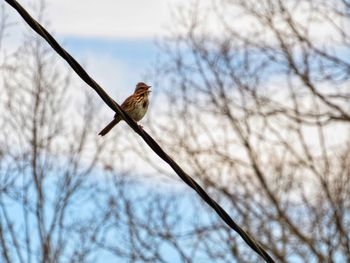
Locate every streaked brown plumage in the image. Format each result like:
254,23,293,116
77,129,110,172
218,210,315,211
98,82,151,136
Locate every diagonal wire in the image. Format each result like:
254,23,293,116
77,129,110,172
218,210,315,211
4,0,275,262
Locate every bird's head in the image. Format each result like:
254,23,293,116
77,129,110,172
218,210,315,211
134,82,151,95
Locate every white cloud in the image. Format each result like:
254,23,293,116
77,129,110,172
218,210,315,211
82,53,130,98
7,0,342,44
7,0,188,39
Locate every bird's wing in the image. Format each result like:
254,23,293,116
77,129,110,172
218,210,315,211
113,94,134,118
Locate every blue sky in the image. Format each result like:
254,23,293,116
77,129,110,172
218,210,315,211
62,36,159,100
4,1,348,262
2,1,213,261
4,0,190,101
1,1,194,262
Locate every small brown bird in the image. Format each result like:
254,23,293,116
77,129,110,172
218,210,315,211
98,82,151,136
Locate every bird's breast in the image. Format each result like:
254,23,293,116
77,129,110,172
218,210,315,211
129,97,148,121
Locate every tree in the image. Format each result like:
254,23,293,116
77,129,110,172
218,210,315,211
0,4,110,262
2,0,349,262
142,0,350,261
0,3,204,263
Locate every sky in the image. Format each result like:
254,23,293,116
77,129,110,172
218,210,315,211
3,0,348,203
4,0,342,102
46,0,187,39
3,1,349,262
4,0,189,101
4,0,348,202
1,0,185,178
2,2,193,262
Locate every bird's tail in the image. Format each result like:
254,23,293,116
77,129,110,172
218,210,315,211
98,118,121,136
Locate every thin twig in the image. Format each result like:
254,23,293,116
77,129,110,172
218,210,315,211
4,0,275,262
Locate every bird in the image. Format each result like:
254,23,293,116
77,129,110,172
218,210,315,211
98,82,151,136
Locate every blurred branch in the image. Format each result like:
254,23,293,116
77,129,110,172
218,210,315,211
4,0,275,262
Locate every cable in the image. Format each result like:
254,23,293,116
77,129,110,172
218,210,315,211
4,0,275,262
